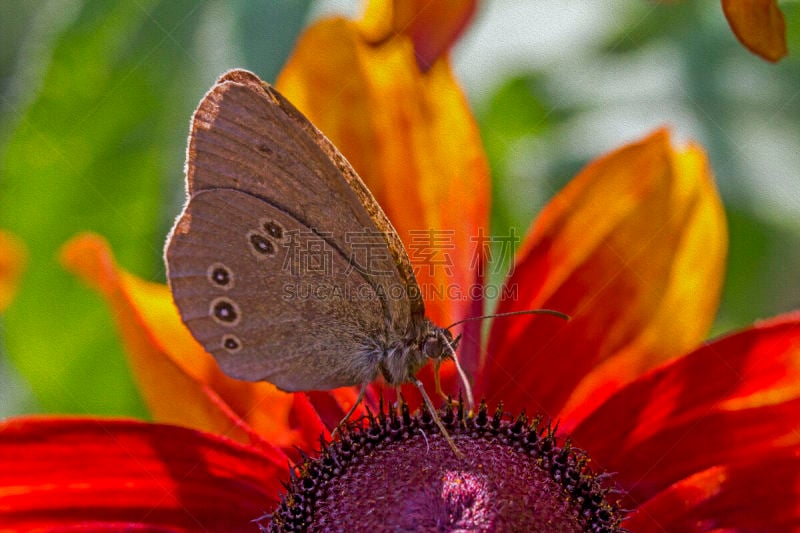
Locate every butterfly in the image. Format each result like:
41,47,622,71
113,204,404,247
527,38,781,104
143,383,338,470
165,69,473,454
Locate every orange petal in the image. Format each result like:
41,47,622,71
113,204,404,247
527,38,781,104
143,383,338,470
484,129,727,422
60,233,323,449
277,18,490,350
0,417,285,530
361,0,478,70
625,448,800,531
722,0,788,62
571,311,800,507
0,230,27,312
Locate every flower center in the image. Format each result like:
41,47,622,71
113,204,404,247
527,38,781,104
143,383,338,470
263,402,624,531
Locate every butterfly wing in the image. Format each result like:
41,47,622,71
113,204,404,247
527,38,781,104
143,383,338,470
167,188,386,390
166,69,423,389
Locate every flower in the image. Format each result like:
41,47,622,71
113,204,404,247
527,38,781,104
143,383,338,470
2,2,800,531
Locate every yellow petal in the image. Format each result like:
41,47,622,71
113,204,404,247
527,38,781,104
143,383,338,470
277,17,490,329
722,0,788,62
0,231,27,312
487,129,727,426
559,131,727,426
60,233,305,448
360,0,393,43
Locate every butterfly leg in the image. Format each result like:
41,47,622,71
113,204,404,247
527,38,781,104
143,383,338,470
414,378,464,459
331,381,369,439
439,332,474,414
394,385,404,415
432,360,458,409
433,359,447,400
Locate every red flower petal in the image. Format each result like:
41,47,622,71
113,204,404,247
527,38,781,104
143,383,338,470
625,447,800,531
722,0,788,62
0,417,285,531
483,130,726,420
305,387,369,431
571,311,800,506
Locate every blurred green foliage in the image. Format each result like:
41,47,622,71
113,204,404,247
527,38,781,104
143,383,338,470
0,1,311,416
0,1,798,418
476,0,800,336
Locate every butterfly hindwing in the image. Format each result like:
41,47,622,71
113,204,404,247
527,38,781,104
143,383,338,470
167,188,387,390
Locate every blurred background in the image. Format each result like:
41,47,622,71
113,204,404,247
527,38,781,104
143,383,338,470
1,0,798,418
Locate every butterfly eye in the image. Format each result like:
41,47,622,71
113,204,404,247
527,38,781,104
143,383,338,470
422,335,444,359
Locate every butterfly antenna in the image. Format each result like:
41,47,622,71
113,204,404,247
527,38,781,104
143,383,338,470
440,309,568,415
445,308,570,330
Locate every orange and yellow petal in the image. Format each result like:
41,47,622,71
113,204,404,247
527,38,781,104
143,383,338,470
722,0,788,62
60,233,324,449
276,17,490,335
0,230,27,312
571,311,800,507
0,417,284,531
360,0,478,70
484,129,727,422
625,447,800,531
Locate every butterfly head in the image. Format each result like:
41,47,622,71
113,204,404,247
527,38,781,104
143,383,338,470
419,320,473,413
420,325,459,362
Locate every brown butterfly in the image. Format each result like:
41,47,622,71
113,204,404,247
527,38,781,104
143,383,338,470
165,69,565,456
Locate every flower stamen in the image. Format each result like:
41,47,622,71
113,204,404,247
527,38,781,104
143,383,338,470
264,400,625,531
